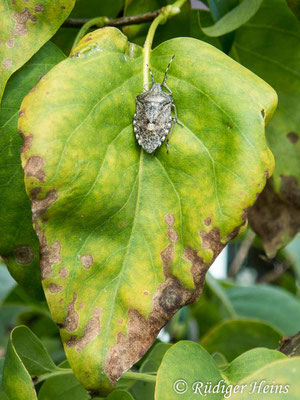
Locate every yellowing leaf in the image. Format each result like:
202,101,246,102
19,27,276,394
0,0,74,102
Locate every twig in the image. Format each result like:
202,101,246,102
228,230,256,278
63,10,161,28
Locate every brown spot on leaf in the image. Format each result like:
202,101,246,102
182,246,207,290
81,254,93,269
19,109,25,117
14,245,34,265
160,214,178,277
204,217,211,226
12,8,36,36
105,210,252,384
286,132,299,144
40,240,61,279
20,133,33,153
49,283,63,293
30,187,41,199
66,308,102,352
118,319,124,325
143,290,149,296
64,293,79,332
34,5,44,12
2,59,12,69
104,278,194,385
61,5,66,9
200,228,224,258
264,170,269,179
158,284,183,313
31,189,57,219
6,38,14,48
59,267,69,278
24,156,45,182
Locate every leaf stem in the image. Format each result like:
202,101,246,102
33,368,73,384
71,16,109,52
123,371,156,383
64,10,161,28
143,0,187,86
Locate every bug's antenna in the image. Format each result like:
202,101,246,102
162,55,175,85
146,64,155,85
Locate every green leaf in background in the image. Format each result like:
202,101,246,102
0,328,37,400
6,326,60,378
226,285,300,336
231,0,300,256
200,319,282,361
0,41,65,299
222,348,286,384
286,0,300,19
0,0,74,103
229,357,300,399
106,390,134,400
130,342,171,400
200,0,263,37
38,360,90,400
19,26,276,393
156,341,223,400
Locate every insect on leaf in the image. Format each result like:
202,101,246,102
19,27,276,394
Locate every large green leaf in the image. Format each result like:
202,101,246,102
231,0,300,256
226,285,300,336
156,341,223,400
0,0,74,103
0,42,65,298
200,319,282,361
222,348,286,384
229,357,300,399
19,27,276,393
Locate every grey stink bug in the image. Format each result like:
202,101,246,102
133,56,182,154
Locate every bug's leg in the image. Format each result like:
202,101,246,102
172,103,183,127
144,64,155,91
162,82,172,95
143,82,152,91
162,55,175,86
165,119,176,153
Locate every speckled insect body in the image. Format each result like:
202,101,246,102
133,56,182,154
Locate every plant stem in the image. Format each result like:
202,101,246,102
143,0,187,86
123,371,156,383
33,368,73,384
64,10,161,28
228,229,256,277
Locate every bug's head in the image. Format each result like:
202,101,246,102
150,82,163,94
